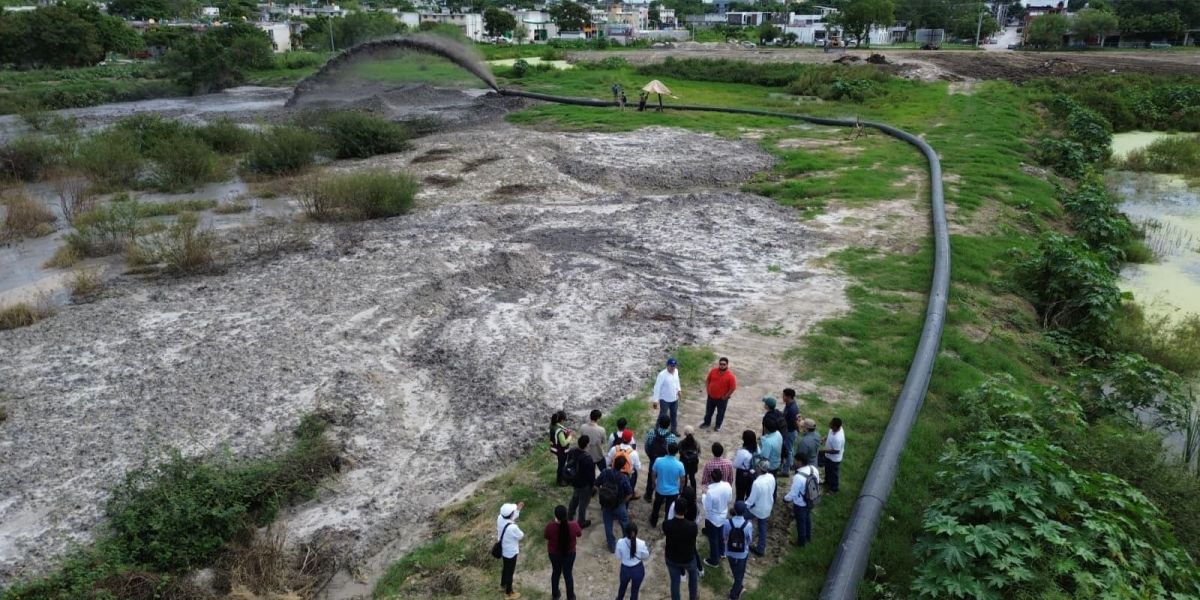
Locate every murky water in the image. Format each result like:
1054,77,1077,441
1110,130,1193,161
1111,170,1200,320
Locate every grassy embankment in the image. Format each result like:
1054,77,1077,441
365,63,1078,599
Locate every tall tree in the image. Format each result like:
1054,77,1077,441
1072,7,1119,46
649,2,662,28
164,21,273,94
549,1,591,32
484,7,516,37
1026,12,1069,47
831,0,894,47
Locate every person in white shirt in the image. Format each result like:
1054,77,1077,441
607,429,643,500
784,453,820,547
496,502,526,599
615,523,650,600
819,417,845,493
733,430,757,502
744,459,776,556
651,357,683,434
700,469,733,568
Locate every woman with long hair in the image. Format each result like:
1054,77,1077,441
544,504,582,600
734,430,757,502
614,522,649,600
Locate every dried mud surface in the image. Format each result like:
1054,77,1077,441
0,124,819,586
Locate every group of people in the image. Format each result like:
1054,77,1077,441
611,83,661,112
494,357,847,600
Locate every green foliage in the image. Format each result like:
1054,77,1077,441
912,377,1200,599
1112,304,1200,376
484,6,517,37
74,128,144,188
0,4,143,68
300,11,406,51
1017,232,1122,342
316,111,411,159
1121,134,1200,177
1026,12,1070,47
548,0,592,31
1072,7,1120,44
300,169,419,221
637,57,892,96
195,117,254,154
163,22,274,94
0,135,64,182
147,134,225,192
1060,174,1131,253
510,58,531,78
129,212,220,275
243,126,323,175
829,0,894,47
1075,352,1190,428
1037,96,1112,177
66,201,142,257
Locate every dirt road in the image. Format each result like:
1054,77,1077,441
569,46,1200,81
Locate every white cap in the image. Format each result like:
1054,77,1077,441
500,503,518,519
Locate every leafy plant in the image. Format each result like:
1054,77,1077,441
317,111,411,160
299,169,419,221
243,126,323,175
129,212,220,276
1016,232,1122,342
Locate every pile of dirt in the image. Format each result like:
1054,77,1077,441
0,125,796,586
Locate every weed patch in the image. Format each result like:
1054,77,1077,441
147,136,226,192
128,212,221,276
300,170,419,221
2,193,56,238
316,111,411,160
244,126,323,176
68,269,103,303
73,128,143,189
1121,134,1200,177
195,118,254,154
0,135,64,182
0,301,54,330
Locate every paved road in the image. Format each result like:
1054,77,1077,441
983,26,1022,51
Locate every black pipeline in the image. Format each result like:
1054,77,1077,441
500,88,950,600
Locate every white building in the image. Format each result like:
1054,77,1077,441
201,6,219,17
513,9,557,42
420,12,485,41
254,21,292,51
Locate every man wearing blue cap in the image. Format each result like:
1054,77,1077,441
651,357,683,435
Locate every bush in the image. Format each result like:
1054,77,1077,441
1036,137,1090,178
318,112,411,160
104,415,337,572
1061,174,1132,254
68,268,102,302
300,170,419,221
113,114,196,154
128,212,220,275
274,50,326,70
2,193,56,237
0,302,55,330
1112,304,1200,376
1017,232,1122,342
73,128,144,188
147,136,225,192
0,135,64,182
510,58,532,78
243,126,323,176
787,65,892,101
195,118,254,154
1121,135,1200,177
66,201,141,257
50,174,97,225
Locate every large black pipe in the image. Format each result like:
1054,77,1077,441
500,88,950,599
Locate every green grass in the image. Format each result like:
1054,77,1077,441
349,54,485,87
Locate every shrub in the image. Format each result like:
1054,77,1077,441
66,201,141,257
318,112,411,160
0,301,54,330
0,135,64,181
43,244,81,269
147,136,225,192
1075,352,1190,428
1060,175,1131,254
1121,135,1200,177
113,114,196,154
195,118,254,154
129,212,220,276
73,128,144,188
1017,232,1122,342
510,58,531,78
243,126,323,176
1035,137,1090,178
1112,304,1200,376
2,193,56,237
50,174,97,225
299,170,419,221
69,269,102,302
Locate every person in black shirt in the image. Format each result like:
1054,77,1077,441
662,507,699,600
568,436,596,527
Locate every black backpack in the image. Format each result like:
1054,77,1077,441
598,473,622,509
727,518,749,554
648,431,669,459
564,449,581,482
681,447,700,472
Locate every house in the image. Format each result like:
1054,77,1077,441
513,9,557,42
201,6,219,17
254,21,291,51
684,13,728,28
420,11,485,41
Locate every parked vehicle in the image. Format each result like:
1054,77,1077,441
1149,41,1172,49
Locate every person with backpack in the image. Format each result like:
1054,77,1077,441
780,388,801,475
797,418,821,475
607,428,642,501
662,495,700,600
733,431,757,502
722,501,753,600
614,523,649,600
701,442,734,491
784,453,820,547
650,442,685,528
544,504,583,600
596,455,634,552
566,436,595,527
699,356,737,432
701,468,733,568
744,459,776,556
550,411,574,487
651,357,683,435
496,502,526,599
643,416,677,503
581,409,607,475
609,417,637,452
679,426,701,490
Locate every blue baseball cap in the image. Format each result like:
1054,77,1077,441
667,357,677,366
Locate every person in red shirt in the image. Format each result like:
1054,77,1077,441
699,357,737,432
545,504,583,600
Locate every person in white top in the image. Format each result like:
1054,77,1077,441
733,430,757,502
607,429,644,499
651,357,683,434
819,417,845,493
496,502,526,599
744,459,776,556
700,469,733,568
784,453,821,547
615,523,650,600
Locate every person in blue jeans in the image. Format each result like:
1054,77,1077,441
662,504,700,600
780,388,801,474
784,453,820,547
744,459,776,556
596,456,634,552
722,501,753,600
650,443,686,527
615,523,649,600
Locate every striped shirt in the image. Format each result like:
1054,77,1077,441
700,456,734,487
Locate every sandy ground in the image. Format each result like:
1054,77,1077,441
0,122,823,588
570,46,1200,82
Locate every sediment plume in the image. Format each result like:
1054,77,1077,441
287,33,498,107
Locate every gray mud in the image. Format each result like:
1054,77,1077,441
0,124,811,586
